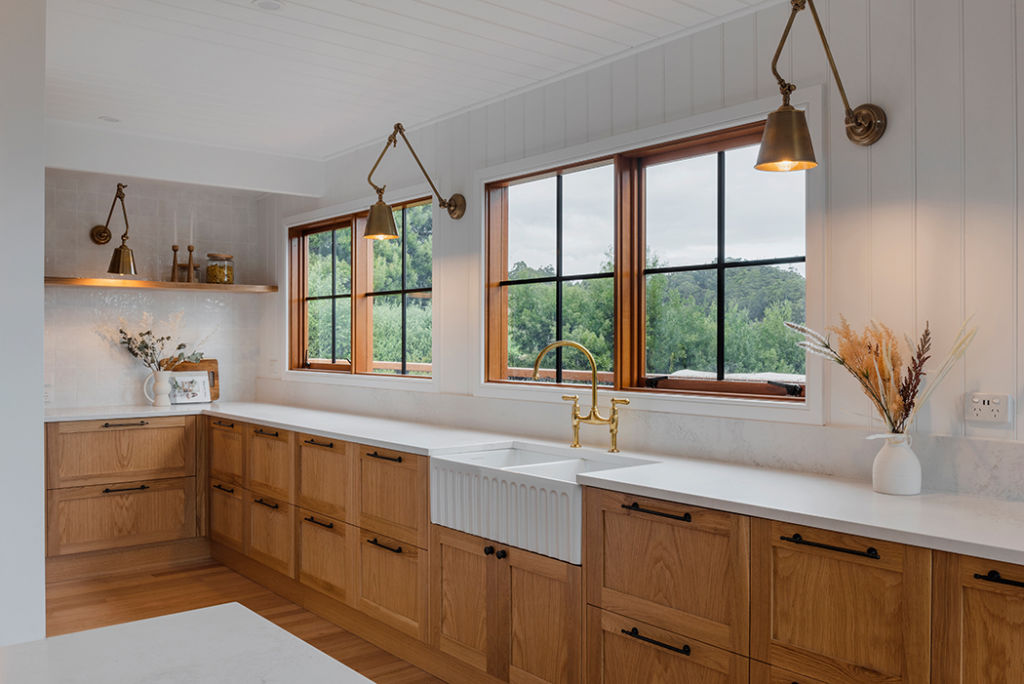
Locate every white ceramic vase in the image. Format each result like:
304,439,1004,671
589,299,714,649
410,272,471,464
145,370,172,407
871,433,921,496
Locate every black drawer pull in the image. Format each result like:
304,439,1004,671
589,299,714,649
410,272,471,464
101,421,149,428
254,497,279,509
254,428,280,437
213,483,235,494
621,501,691,523
780,533,879,559
367,450,402,463
484,546,495,555
304,438,335,449
304,516,334,529
620,627,690,656
974,569,1024,589
495,549,507,559
213,420,235,428
367,537,403,554
102,484,150,494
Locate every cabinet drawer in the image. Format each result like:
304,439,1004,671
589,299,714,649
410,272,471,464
356,528,428,642
209,479,244,551
586,607,748,684
245,493,295,577
356,444,427,547
750,660,826,684
209,419,244,484
751,519,930,684
46,477,196,556
585,488,750,654
46,417,196,488
297,509,356,605
246,425,295,503
297,434,354,522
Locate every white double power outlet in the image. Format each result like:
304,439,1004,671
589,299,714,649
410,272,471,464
965,393,1013,424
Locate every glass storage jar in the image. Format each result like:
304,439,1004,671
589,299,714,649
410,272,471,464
206,253,235,284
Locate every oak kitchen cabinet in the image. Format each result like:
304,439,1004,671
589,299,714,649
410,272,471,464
245,424,295,503
208,418,244,484
297,433,353,522
209,478,244,551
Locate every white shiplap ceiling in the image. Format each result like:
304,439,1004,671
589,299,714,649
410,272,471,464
46,0,770,160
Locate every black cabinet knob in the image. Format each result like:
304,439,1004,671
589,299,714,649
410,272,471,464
484,546,495,555
495,549,507,559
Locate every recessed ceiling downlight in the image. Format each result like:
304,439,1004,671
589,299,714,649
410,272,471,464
98,115,121,123
251,0,283,10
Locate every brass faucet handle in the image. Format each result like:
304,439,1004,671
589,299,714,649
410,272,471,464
561,394,580,403
611,397,630,407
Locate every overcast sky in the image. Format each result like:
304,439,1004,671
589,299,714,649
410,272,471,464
506,143,805,277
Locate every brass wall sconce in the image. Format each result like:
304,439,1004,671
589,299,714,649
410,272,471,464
89,182,137,275
364,122,466,240
756,0,887,172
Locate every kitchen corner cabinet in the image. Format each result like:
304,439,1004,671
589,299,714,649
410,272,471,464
751,518,931,684
431,525,582,683
932,551,1024,682
209,418,244,484
245,424,295,503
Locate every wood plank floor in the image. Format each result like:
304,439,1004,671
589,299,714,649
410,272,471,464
46,560,442,684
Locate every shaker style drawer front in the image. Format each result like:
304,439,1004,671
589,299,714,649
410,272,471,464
209,479,244,551
297,509,356,605
209,419,244,484
586,607,748,684
46,477,196,556
245,494,296,578
246,425,295,503
356,444,428,547
585,487,750,654
750,660,828,684
357,528,429,642
297,434,354,522
751,519,931,684
46,417,196,488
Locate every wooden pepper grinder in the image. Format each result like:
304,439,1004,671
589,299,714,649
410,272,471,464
186,245,196,283
170,245,180,282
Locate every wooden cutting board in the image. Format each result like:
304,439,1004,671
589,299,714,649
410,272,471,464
164,358,220,400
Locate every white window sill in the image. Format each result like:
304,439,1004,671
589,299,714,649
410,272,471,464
282,369,439,393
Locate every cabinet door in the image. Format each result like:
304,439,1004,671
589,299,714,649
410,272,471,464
209,418,244,484
297,435,353,522
297,509,356,605
47,417,196,488
356,528,428,642
750,660,826,684
507,544,583,684
47,477,196,556
209,479,244,551
585,487,750,653
586,607,748,684
356,444,428,547
245,494,295,577
751,519,930,684
246,425,295,503
932,552,1024,682
430,526,500,676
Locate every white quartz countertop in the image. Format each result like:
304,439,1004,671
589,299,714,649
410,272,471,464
45,401,1024,566
0,603,371,683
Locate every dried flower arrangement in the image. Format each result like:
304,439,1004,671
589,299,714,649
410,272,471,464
786,317,976,434
107,312,207,373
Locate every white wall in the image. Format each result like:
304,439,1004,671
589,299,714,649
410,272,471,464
0,0,46,646
255,0,1024,497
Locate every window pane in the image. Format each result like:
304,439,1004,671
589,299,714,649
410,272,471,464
405,203,433,290
506,282,556,379
406,293,432,376
307,231,333,298
645,153,718,268
334,226,352,295
562,164,614,276
645,271,717,376
334,297,351,365
725,144,805,261
307,298,332,362
724,264,806,379
370,211,402,292
508,176,556,280
371,294,402,374
562,277,614,386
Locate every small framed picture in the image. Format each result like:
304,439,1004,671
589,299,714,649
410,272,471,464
168,371,213,404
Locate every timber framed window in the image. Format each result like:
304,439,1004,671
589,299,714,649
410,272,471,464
290,198,432,377
486,121,808,400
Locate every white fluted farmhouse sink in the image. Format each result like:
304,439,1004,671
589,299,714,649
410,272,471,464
430,443,655,563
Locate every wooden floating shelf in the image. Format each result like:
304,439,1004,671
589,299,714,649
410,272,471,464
44,276,278,293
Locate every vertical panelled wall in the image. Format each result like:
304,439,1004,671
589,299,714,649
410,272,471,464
273,0,1024,441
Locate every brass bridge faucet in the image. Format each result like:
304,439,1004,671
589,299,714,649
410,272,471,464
532,340,630,453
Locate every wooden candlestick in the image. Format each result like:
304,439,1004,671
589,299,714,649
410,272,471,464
186,245,195,283
170,245,179,282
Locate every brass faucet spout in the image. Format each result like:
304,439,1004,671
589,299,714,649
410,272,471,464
532,340,599,414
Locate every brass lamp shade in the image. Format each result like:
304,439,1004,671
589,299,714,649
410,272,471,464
755,105,818,172
107,244,137,275
364,198,399,240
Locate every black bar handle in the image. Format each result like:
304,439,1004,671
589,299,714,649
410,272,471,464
780,533,879,560
304,516,334,529
213,420,235,428
974,569,1024,589
102,484,150,494
483,546,495,555
254,497,279,509
304,438,335,449
367,537,403,554
620,627,690,656
213,483,235,494
367,451,402,463
254,428,280,437
102,421,149,428
495,549,508,559
621,501,691,523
